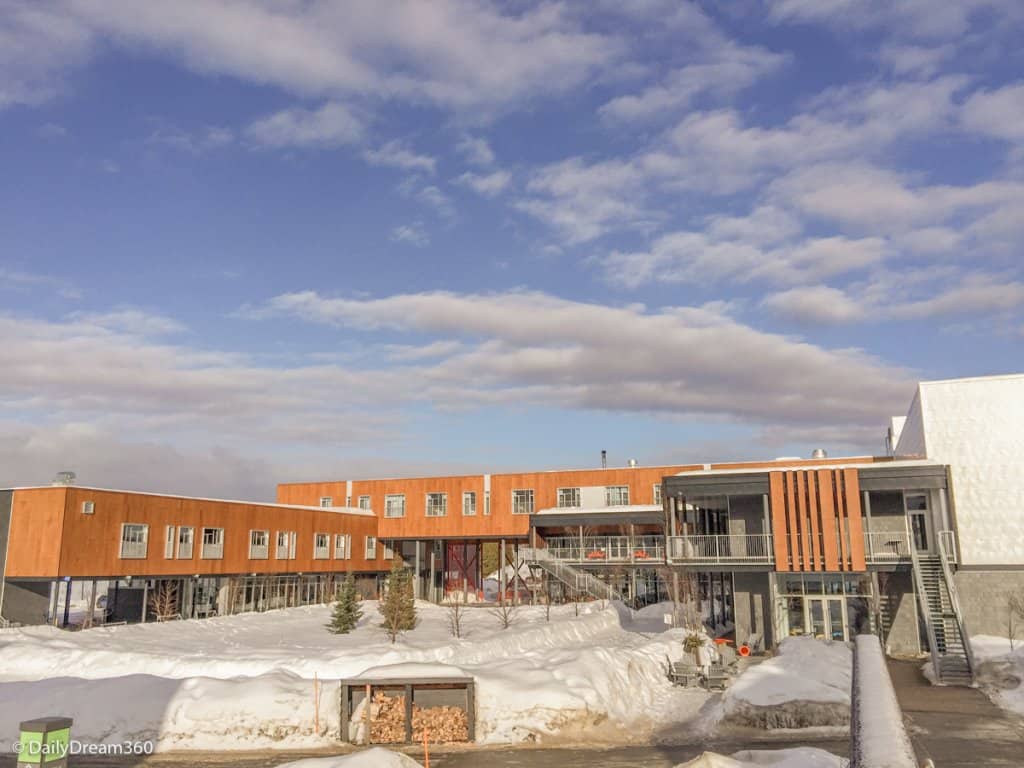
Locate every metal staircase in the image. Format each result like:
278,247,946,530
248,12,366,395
518,547,620,601
911,547,974,686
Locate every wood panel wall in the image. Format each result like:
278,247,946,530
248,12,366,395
5,487,381,579
769,469,866,572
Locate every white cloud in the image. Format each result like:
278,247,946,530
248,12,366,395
761,286,867,324
68,308,186,336
390,222,430,247
147,124,234,154
877,44,955,77
38,122,68,138
455,170,511,197
245,102,364,148
962,82,1024,142
415,185,455,218
258,289,914,428
364,140,436,174
456,135,495,166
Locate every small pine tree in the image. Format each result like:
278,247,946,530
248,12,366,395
326,574,363,635
380,559,417,643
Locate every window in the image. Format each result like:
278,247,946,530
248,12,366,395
165,525,176,559
905,493,929,511
334,534,350,560
319,496,333,508
385,494,406,518
177,526,194,559
557,487,581,508
383,540,394,559
81,500,95,515
201,527,224,559
365,535,377,559
345,495,352,506
605,485,630,506
426,492,447,517
653,484,663,505
358,495,372,510
314,533,330,559
512,489,534,515
120,523,148,559
249,529,269,559
462,491,477,516
275,531,291,559
289,531,297,560
484,490,491,515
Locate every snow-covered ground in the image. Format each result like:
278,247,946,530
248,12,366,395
675,747,845,767
723,638,851,729
970,634,1024,716
0,600,716,751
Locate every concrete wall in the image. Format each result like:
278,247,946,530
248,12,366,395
900,375,1024,566
894,390,927,458
954,570,1024,639
1,580,51,624
728,495,765,536
867,491,906,534
733,571,772,650
0,490,11,617
877,570,920,655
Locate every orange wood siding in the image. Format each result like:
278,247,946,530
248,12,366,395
4,488,68,578
7,487,381,579
769,469,865,572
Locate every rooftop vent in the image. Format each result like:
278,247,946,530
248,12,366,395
810,448,828,459
52,471,77,486
627,458,638,468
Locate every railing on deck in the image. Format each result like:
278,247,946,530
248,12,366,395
544,535,665,564
667,534,774,565
864,531,912,563
938,530,957,563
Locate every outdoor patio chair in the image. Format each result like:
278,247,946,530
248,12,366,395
668,659,702,687
703,662,729,691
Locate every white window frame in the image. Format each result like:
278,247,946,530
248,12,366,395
313,532,330,560
200,527,224,560
289,531,298,560
365,535,377,559
425,492,447,517
177,526,194,559
249,529,269,559
164,525,176,559
462,491,477,516
334,533,351,560
119,523,149,559
275,531,290,559
384,494,406,518
358,495,372,510
557,487,581,508
484,490,491,516
653,484,663,505
81,500,95,515
383,540,394,559
605,485,630,506
512,489,534,515
319,496,333,508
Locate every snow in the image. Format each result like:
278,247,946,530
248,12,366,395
724,638,851,729
674,747,845,767
0,600,714,751
970,634,1024,716
276,748,422,767
850,635,915,768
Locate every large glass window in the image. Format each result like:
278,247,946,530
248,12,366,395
653,484,663,505
313,533,330,559
426,492,447,517
201,527,224,559
177,526,194,559
119,523,148,559
385,494,406,518
249,529,269,559
512,489,534,515
605,485,630,506
319,496,333,508
358,495,371,510
462,491,477,516
557,488,581,508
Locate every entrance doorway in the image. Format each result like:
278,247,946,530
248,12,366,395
905,493,931,552
806,597,846,641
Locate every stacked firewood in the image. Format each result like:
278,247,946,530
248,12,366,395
369,691,406,744
412,704,469,743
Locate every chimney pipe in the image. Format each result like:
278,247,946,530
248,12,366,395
601,450,607,469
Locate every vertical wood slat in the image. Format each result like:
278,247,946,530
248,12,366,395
785,472,800,571
834,469,849,570
768,472,790,571
817,470,839,571
843,469,867,571
795,471,811,572
806,470,821,571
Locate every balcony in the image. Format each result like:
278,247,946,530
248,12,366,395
544,535,665,564
863,531,911,563
668,534,775,565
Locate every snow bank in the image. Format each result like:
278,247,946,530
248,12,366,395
850,635,915,768
674,747,845,767
724,638,851,729
0,601,712,750
970,635,1024,716
276,748,422,767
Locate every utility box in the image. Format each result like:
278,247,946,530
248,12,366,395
340,677,475,745
17,717,72,768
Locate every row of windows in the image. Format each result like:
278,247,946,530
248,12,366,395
319,495,373,510
319,485,666,518
119,524,388,562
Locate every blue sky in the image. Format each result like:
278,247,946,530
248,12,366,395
1,0,1022,499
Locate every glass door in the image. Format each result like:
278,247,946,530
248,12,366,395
905,493,931,552
805,597,847,641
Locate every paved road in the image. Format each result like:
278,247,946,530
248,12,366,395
888,658,1024,767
